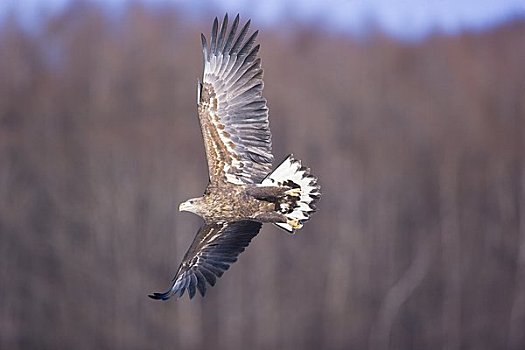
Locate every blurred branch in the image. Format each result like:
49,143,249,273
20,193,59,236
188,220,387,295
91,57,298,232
508,169,525,349
507,96,525,350
440,156,461,350
369,232,436,350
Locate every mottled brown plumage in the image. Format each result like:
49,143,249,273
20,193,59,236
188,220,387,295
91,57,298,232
149,14,320,300
182,184,275,223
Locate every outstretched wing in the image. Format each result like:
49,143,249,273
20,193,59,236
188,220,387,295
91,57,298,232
198,14,273,186
149,220,262,300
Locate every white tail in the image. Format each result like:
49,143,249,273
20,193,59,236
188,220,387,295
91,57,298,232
262,154,320,233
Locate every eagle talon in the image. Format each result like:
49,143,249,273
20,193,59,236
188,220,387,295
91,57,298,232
287,218,303,230
285,188,302,197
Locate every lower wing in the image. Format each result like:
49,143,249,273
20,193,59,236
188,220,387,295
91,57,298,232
149,220,262,300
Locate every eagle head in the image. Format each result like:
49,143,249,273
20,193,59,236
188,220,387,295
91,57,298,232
179,197,204,215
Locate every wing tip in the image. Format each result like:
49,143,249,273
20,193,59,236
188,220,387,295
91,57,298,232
148,285,203,301
148,291,173,301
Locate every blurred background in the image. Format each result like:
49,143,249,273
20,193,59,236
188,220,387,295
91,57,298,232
1,0,525,349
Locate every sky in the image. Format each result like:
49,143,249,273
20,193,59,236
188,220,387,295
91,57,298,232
1,0,525,39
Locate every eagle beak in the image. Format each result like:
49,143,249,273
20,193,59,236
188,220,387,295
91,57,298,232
178,201,192,212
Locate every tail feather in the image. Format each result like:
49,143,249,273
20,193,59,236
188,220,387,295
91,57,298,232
262,154,320,233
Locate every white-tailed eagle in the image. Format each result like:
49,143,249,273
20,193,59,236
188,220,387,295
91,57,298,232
149,14,320,300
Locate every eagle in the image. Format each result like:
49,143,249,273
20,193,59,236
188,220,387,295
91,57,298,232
149,14,321,300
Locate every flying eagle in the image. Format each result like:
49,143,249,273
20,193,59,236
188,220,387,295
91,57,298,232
149,14,321,300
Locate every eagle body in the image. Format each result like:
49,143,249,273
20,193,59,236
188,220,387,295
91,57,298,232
182,184,276,224
149,14,321,300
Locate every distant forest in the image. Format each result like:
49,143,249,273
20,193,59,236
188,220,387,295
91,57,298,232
1,2,525,349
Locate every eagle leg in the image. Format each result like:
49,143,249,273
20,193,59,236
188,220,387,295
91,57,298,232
253,211,287,224
245,185,287,201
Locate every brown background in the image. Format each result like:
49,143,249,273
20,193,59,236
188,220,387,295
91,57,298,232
1,2,525,349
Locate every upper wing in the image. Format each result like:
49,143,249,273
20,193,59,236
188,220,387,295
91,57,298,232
149,220,262,300
198,14,273,186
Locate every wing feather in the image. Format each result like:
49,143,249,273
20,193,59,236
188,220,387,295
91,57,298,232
194,271,207,297
149,220,262,300
210,17,219,54
216,14,228,53
223,14,239,53
198,14,273,185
